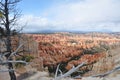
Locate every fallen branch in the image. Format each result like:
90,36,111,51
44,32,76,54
0,60,28,65
59,69,63,76
55,64,60,78
54,62,85,80
92,65,120,77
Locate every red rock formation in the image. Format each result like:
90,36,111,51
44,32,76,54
66,53,106,70
30,33,120,73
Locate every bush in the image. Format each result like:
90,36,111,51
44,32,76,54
83,46,106,54
99,44,110,51
15,55,34,68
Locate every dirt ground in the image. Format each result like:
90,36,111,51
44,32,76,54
0,66,10,80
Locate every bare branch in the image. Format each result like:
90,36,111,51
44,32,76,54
8,0,21,4
54,62,86,80
55,64,60,78
0,1,4,7
59,69,63,76
73,75,82,79
0,8,4,13
92,65,120,77
0,17,6,24
8,43,24,59
9,10,21,27
0,60,28,65
0,52,9,58
0,69,14,72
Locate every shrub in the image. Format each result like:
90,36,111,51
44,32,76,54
83,46,106,54
15,55,34,68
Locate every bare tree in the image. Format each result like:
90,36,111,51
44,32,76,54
0,0,27,80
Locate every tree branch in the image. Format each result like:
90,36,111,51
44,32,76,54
0,69,14,72
55,64,60,78
8,43,24,59
0,60,28,65
0,1,4,7
54,62,86,80
8,0,21,4
92,65,120,77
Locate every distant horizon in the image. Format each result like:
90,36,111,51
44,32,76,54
22,30,120,34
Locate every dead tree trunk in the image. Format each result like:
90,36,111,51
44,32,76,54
0,0,22,80
4,0,16,79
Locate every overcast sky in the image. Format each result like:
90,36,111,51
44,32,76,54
18,0,120,32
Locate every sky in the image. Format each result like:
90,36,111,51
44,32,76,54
18,0,120,33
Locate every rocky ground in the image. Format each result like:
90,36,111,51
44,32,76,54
0,46,120,80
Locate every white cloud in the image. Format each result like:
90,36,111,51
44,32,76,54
20,0,120,32
19,15,53,32
20,15,49,26
48,0,120,24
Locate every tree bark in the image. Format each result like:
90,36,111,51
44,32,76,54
8,63,16,80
